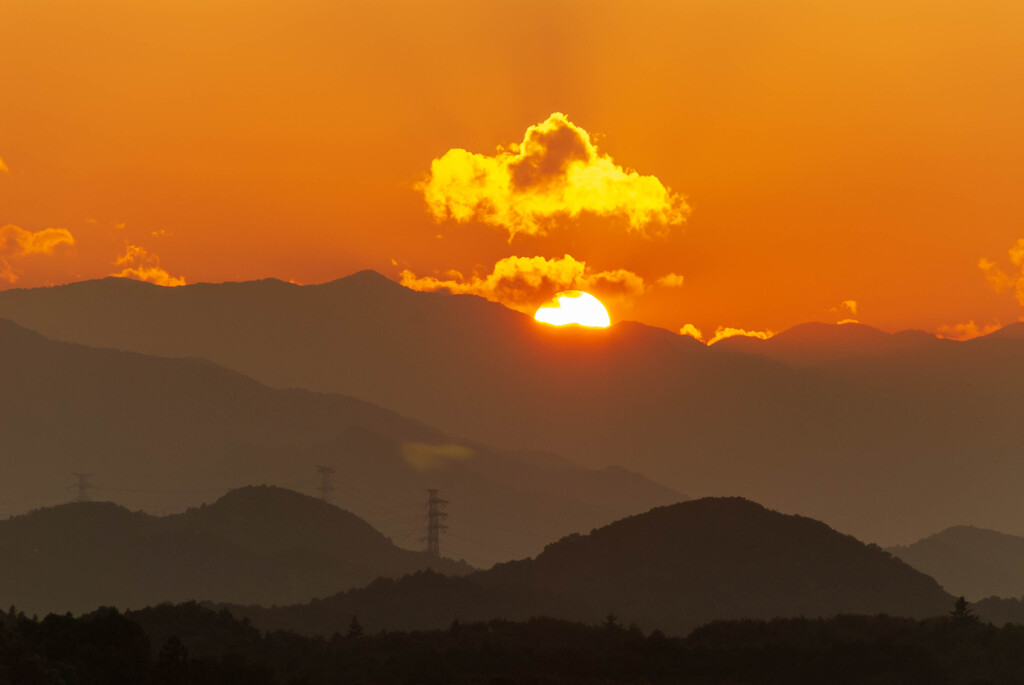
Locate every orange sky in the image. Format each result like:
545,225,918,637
2,0,1024,338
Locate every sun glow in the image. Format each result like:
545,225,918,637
534,290,611,328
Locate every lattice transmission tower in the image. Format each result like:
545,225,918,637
72,473,93,503
425,489,448,560
316,465,336,502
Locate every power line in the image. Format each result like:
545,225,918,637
316,465,336,502
71,473,93,503
425,489,448,560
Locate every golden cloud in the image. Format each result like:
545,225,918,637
656,273,685,288
828,299,859,323
936,320,1003,341
1,224,75,257
0,224,76,283
707,326,777,346
111,244,186,287
679,323,704,341
418,113,689,239
0,157,8,173
979,239,1024,305
400,254,660,314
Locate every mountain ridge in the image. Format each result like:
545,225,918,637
226,496,953,637
4,274,1024,548
0,485,469,616
0,318,680,566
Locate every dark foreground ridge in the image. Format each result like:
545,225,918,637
226,497,953,637
0,601,1018,685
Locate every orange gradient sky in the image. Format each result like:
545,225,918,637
2,0,1024,338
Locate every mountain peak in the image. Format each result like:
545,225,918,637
984,321,1024,339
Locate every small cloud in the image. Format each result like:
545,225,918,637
401,442,474,473
936,320,1002,340
980,239,1024,305
418,112,689,240
151,229,169,238
656,273,685,288
111,244,186,287
679,323,703,341
400,254,651,314
828,299,859,322
1,224,75,257
0,157,8,173
113,222,126,231
0,224,76,283
707,326,777,346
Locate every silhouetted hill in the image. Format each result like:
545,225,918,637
711,321,943,365
0,320,680,567
974,596,1024,626
5,276,1024,548
0,486,470,616
229,498,952,636
888,525,1024,600
984,321,1024,339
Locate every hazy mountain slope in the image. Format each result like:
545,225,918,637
710,321,944,365
0,486,469,616
230,498,952,637
888,526,1024,600
4,275,1024,548
0,319,680,566
985,321,1024,339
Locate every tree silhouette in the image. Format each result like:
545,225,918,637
950,596,978,623
602,613,621,631
347,615,364,639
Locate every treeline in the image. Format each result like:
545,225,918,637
2,601,1023,684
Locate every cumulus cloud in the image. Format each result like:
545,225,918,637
418,112,689,239
656,273,685,288
979,239,1024,305
0,224,76,283
111,244,186,287
400,254,653,313
0,157,8,173
936,320,1003,341
1,224,75,257
679,323,704,341
828,299,859,323
707,326,776,346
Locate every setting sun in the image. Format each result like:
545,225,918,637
534,291,611,328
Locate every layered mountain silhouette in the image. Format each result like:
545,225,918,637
888,525,1024,600
710,321,946,365
0,486,469,616
0,319,679,565
228,498,952,637
3,274,1024,547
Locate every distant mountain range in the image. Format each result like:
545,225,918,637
2,272,1023,546
227,497,953,637
889,525,1024,600
0,319,679,566
0,486,468,616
